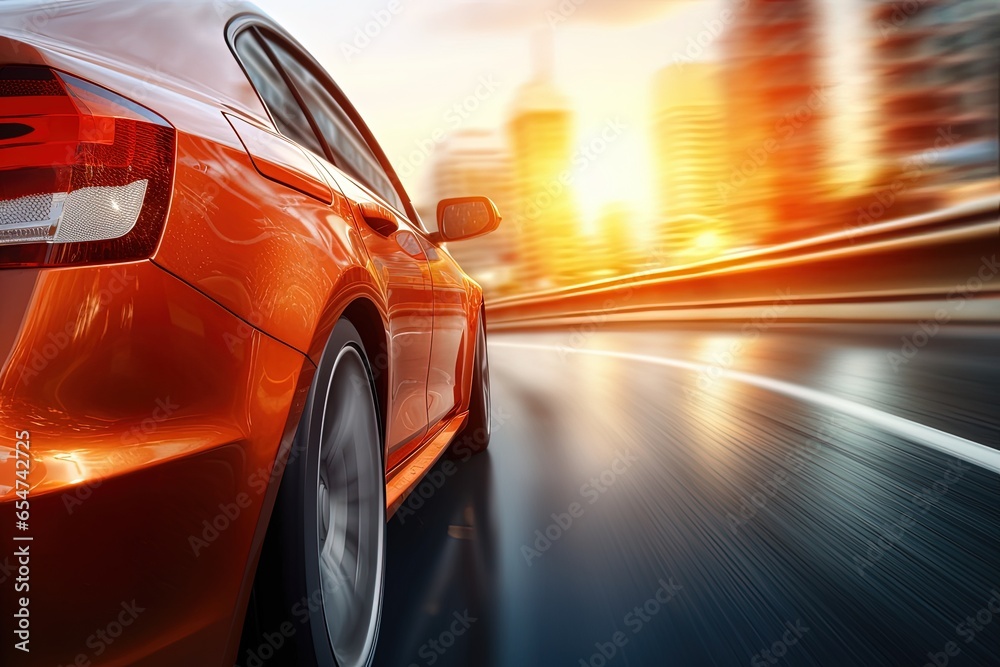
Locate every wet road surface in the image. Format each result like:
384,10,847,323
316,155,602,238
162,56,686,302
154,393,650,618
374,323,1000,667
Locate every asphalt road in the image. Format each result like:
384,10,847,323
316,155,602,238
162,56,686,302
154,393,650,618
374,323,1000,667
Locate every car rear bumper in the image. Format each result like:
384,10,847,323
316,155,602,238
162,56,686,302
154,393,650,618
0,260,309,665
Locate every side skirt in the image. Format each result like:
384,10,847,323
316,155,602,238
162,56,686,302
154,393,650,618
384,412,468,517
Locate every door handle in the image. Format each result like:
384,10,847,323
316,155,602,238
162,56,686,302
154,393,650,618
358,201,399,236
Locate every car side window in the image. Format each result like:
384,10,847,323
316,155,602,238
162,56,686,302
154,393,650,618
261,36,407,213
233,30,326,158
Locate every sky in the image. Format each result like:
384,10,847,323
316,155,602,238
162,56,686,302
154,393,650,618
250,0,868,228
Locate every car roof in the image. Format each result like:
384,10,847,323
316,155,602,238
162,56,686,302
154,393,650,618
0,0,270,113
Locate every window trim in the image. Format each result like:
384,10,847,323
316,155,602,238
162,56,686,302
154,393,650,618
252,28,332,163
225,14,424,229
230,27,327,159
264,33,403,211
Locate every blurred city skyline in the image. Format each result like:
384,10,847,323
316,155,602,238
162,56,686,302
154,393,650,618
252,0,772,222
254,0,999,293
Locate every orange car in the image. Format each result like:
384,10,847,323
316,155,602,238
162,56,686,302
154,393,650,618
0,2,498,665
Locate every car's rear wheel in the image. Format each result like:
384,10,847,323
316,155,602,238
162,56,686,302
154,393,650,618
244,319,385,667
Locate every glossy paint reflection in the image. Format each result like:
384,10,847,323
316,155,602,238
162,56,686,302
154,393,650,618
0,261,308,666
330,173,436,457
425,243,473,425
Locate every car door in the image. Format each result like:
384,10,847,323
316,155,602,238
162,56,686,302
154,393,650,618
326,172,434,460
422,241,472,425
250,30,436,461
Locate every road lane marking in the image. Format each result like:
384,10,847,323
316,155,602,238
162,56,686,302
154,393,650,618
491,341,1000,476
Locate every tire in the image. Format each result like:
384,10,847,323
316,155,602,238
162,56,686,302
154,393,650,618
243,319,385,667
450,315,491,458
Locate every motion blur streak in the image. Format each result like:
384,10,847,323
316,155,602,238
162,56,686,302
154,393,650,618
376,324,1000,667
492,340,1000,475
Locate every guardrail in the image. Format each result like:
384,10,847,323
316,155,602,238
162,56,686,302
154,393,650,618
486,197,1000,329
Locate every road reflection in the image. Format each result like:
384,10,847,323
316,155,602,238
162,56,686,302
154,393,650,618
377,325,1000,667
376,453,498,667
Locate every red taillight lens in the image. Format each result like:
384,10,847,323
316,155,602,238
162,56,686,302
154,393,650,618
0,65,175,267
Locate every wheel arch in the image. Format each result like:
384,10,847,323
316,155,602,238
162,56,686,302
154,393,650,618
338,298,390,453
232,299,390,664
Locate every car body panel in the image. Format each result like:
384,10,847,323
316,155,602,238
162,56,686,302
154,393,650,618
0,260,311,666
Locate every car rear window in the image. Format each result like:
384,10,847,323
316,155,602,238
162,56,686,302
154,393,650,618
233,30,325,158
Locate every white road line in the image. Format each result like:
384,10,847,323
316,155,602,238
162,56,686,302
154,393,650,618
492,341,1000,476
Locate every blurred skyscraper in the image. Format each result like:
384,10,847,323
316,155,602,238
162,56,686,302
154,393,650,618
722,0,834,245
507,34,582,289
423,129,518,295
401,0,996,297
652,62,731,262
867,0,999,201
587,202,639,280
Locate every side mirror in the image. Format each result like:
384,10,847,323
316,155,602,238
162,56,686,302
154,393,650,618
435,196,501,243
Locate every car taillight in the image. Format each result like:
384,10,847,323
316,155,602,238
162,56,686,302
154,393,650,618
0,65,175,267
